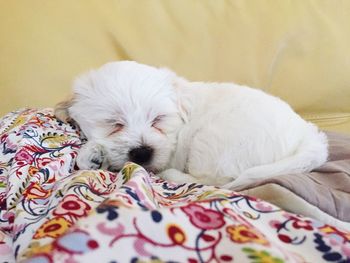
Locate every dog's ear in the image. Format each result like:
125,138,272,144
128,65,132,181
54,70,95,123
171,75,191,124
54,96,74,123
159,67,191,123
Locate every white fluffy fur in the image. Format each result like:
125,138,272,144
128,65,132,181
55,61,328,190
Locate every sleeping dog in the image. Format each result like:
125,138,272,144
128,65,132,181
55,61,328,190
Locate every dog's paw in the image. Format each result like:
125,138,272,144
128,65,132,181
76,142,108,170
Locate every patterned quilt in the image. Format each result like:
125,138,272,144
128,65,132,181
0,108,349,263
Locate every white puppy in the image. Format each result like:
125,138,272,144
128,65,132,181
55,61,328,190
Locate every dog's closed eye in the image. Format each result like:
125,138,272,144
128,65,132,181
152,115,166,133
106,120,124,135
113,123,124,132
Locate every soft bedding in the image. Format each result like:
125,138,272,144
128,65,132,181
0,108,349,263
239,132,350,230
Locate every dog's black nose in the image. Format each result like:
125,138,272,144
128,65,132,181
128,146,154,165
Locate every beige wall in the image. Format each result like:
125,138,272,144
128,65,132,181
1,1,349,133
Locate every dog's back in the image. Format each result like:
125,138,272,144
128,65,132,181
173,81,328,189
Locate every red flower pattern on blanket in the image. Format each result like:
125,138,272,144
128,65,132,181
53,194,91,219
182,204,225,230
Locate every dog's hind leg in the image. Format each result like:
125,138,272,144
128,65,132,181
222,130,328,191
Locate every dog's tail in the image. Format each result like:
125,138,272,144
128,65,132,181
222,128,328,190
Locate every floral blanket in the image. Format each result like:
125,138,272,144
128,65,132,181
0,109,349,263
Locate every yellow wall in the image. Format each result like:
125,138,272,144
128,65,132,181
1,1,350,133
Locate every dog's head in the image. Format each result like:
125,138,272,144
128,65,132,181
55,61,188,172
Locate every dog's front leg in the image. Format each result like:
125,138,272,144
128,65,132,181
76,141,109,170
158,168,200,184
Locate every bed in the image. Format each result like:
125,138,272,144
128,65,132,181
0,108,349,262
